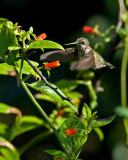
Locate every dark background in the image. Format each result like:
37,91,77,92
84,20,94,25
0,0,127,160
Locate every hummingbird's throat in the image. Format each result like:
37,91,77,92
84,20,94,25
78,46,90,57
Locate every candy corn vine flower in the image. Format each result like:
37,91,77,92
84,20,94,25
83,26,99,35
65,128,76,136
44,61,60,69
35,33,47,40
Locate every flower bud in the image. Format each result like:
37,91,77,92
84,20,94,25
55,109,64,118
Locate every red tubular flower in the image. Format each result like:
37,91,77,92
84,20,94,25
44,61,60,69
36,33,47,40
55,109,64,118
83,26,97,35
57,159,63,160
65,128,76,136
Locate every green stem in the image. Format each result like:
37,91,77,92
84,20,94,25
19,50,26,77
19,79,71,159
119,1,128,155
121,36,128,106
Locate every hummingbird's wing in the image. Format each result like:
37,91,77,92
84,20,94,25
40,48,79,63
70,53,95,70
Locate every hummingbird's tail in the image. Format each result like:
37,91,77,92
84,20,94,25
106,62,115,69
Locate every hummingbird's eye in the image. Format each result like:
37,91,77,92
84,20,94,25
81,41,85,45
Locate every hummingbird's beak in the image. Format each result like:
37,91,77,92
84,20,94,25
64,42,77,46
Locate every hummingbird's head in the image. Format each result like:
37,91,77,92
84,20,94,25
76,37,91,54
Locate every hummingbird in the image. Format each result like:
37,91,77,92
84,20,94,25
40,37,114,70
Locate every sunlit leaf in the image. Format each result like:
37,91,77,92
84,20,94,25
0,24,19,66
8,44,21,51
16,59,40,77
26,81,77,112
0,63,14,75
28,40,64,51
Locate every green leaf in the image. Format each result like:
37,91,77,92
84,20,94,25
0,18,7,29
35,93,56,104
93,128,104,141
29,26,33,34
0,63,14,75
0,103,22,117
45,150,68,159
0,24,19,66
26,81,77,112
9,116,44,141
0,123,9,138
8,44,21,51
28,40,64,51
59,115,84,151
89,115,116,129
0,137,20,160
82,103,91,119
115,106,128,118
16,59,40,77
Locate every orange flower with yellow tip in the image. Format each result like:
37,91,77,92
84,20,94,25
83,26,99,35
35,33,47,40
44,61,60,69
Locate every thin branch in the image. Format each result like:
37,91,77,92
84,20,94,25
25,57,73,104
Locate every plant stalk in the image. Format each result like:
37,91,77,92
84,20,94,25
19,78,72,159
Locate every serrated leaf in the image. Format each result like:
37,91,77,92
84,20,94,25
0,137,20,160
59,115,84,151
115,106,128,118
28,40,64,51
26,81,77,112
0,24,19,66
89,115,116,129
9,116,44,141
